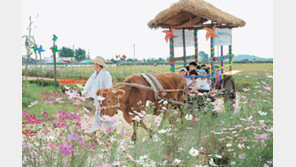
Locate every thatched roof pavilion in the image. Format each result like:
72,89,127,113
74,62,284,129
148,0,246,29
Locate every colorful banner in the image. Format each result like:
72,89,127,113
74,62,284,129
213,28,232,46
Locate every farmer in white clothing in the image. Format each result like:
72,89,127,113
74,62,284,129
82,56,113,131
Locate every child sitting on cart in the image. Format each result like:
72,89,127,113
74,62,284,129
187,70,199,91
190,69,211,94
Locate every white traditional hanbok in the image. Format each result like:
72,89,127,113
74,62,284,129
82,68,113,131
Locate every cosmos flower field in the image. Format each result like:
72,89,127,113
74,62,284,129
22,63,273,166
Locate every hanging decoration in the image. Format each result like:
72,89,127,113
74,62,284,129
122,54,126,59
204,25,218,40
162,26,178,43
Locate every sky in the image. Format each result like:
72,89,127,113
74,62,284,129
22,0,273,60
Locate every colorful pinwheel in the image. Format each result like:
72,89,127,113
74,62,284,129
204,25,218,40
37,45,45,55
52,34,58,41
162,26,178,43
122,55,126,59
50,45,60,54
31,44,38,53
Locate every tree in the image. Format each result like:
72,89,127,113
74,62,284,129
126,58,134,62
59,47,74,57
22,16,35,80
75,48,86,61
199,51,209,62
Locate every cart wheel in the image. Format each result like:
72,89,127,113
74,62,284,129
223,76,236,105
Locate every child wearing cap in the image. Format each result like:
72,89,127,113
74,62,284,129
197,69,211,92
179,67,188,77
190,69,211,93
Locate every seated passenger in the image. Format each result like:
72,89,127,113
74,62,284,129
188,62,198,72
179,67,188,77
187,70,198,91
197,69,211,92
191,69,211,94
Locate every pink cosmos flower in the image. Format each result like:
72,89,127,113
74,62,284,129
59,141,74,156
41,110,50,119
56,118,67,128
76,122,81,127
49,143,57,149
28,101,38,107
171,122,177,126
70,112,81,121
42,100,55,104
226,143,232,147
238,153,246,159
120,130,128,137
112,161,121,166
57,110,70,118
22,110,28,117
78,137,86,148
26,115,41,124
42,129,50,134
83,107,90,113
23,130,35,137
255,133,268,140
90,142,95,151
68,132,79,141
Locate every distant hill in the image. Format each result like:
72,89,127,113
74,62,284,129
233,55,273,62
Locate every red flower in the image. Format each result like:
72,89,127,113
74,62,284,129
171,122,177,126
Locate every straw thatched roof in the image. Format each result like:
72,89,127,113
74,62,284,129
148,0,246,29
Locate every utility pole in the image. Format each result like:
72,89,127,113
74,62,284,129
133,43,136,65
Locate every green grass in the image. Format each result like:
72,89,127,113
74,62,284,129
22,82,82,118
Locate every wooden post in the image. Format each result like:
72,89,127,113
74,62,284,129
194,29,198,64
229,44,233,71
220,45,224,85
169,27,175,72
39,52,43,87
221,45,224,74
34,51,39,86
229,28,233,71
182,29,186,67
53,40,57,88
210,36,215,88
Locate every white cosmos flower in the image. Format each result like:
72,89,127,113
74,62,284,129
189,147,199,157
258,111,267,116
230,161,236,165
132,115,142,122
185,114,193,121
215,154,222,159
146,100,152,107
173,159,181,164
247,115,253,121
209,158,218,166
226,143,232,147
97,95,105,101
163,100,168,105
158,129,167,134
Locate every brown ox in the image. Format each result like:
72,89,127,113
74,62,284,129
96,73,188,141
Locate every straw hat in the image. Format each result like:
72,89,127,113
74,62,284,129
90,56,108,68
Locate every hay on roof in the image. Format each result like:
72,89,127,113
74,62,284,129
148,0,246,29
